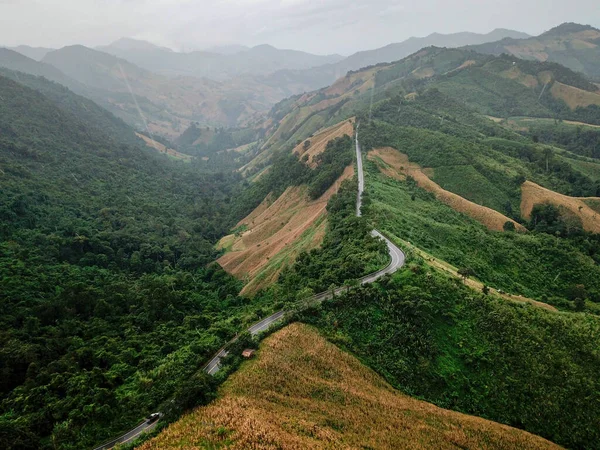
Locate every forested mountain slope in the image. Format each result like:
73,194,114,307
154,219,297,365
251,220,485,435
0,74,273,449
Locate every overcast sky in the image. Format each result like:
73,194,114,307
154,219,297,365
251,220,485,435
1,0,599,55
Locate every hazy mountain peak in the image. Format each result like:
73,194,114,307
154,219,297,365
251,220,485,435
7,45,54,61
541,22,598,36
100,37,174,52
205,44,250,55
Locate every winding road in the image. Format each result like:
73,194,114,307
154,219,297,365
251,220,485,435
94,130,406,449
203,130,405,375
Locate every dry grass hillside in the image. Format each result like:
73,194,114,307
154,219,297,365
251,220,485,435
293,119,354,167
135,133,194,161
521,180,600,233
369,147,524,232
217,166,354,296
137,323,561,450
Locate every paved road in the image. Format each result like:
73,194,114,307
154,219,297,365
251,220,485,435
96,131,406,449
93,417,160,450
202,130,405,376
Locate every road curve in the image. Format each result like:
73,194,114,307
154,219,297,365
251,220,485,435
202,130,405,376
93,417,160,450
95,131,406,449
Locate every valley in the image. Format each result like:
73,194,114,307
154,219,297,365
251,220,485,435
2,16,600,450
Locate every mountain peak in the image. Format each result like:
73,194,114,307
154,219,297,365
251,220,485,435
541,22,597,36
101,37,173,52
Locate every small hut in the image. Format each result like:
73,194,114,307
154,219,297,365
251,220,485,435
242,349,256,359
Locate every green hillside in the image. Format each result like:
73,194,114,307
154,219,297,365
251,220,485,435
0,74,275,449
249,45,600,177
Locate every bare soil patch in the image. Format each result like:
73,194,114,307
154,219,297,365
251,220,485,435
135,133,193,161
293,119,354,167
217,166,354,296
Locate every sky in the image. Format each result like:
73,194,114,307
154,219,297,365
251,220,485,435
1,0,599,55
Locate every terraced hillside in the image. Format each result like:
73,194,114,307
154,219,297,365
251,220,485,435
218,165,353,296
138,323,560,450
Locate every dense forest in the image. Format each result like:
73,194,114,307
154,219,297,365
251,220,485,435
0,73,276,449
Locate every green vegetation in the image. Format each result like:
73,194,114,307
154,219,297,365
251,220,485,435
298,268,600,449
0,74,277,449
364,163,600,309
275,179,388,297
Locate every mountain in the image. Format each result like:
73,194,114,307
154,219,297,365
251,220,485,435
38,45,297,134
97,37,174,53
7,45,54,61
205,44,250,55
98,40,344,80
468,22,600,79
334,28,530,75
0,70,254,449
258,28,532,94
0,48,86,92
255,46,600,158
139,323,560,449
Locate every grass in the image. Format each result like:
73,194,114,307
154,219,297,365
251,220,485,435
363,157,600,306
137,323,559,450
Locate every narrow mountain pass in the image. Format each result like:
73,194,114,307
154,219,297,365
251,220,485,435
203,129,405,375
94,131,405,449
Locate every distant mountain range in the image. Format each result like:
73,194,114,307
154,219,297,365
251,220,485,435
6,45,55,61
3,24,598,136
96,38,345,80
253,28,533,93
467,23,600,79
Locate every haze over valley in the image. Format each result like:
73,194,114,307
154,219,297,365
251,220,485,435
1,2,600,449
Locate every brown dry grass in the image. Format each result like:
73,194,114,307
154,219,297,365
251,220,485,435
135,133,194,161
137,323,560,450
550,82,600,109
369,147,525,232
520,181,600,233
217,166,354,295
293,119,354,167
499,66,539,88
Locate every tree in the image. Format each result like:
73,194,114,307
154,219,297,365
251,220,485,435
303,140,311,151
574,297,586,312
482,285,490,295
503,221,516,232
457,267,475,283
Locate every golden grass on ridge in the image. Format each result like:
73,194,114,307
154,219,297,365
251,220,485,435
137,323,561,450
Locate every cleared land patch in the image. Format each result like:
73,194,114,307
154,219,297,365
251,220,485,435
521,180,600,233
549,81,600,109
135,132,193,161
138,323,560,450
369,147,524,232
217,166,354,296
293,118,354,167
